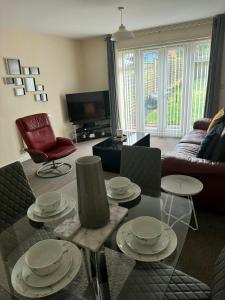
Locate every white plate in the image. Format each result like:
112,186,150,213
11,241,82,298
107,183,141,203
33,198,68,217
125,228,170,255
27,194,75,223
22,242,73,287
116,221,177,262
107,188,134,200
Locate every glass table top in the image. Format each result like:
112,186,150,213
0,181,192,300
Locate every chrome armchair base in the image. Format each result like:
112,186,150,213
36,161,72,178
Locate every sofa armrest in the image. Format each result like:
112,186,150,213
56,137,75,146
25,149,48,163
161,155,225,176
193,118,212,131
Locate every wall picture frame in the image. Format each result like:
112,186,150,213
14,87,25,96
24,77,36,92
3,77,14,85
30,67,40,75
5,58,21,75
41,93,48,102
34,94,41,101
22,66,30,75
35,84,44,91
14,77,23,86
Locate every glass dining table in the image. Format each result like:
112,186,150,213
0,180,192,300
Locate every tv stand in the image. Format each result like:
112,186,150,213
73,119,111,143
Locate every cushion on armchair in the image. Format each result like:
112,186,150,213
197,121,225,159
212,128,225,162
207,108,225,133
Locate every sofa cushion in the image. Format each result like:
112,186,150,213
180,130,207,145
197,122,225,159
212,128,225,162
207,108,225,133
173,143,200,158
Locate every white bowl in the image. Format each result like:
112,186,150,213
109,177,131,195
25,239,63,276
131,216,162,246
36,192,61,213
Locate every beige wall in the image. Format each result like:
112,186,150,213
0,29,83,166
80,37,108,92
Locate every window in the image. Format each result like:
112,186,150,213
118,40,210,136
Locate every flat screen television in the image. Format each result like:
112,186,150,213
66,90,110,123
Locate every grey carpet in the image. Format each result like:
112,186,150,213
21,137,224,288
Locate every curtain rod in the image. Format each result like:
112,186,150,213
118,36,211,51
132,18,212,37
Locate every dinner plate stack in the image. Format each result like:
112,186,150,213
27,192,76,222
106,176,141,203
116,216,177,262
11,239,82,298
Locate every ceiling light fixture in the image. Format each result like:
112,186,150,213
111,7,135,42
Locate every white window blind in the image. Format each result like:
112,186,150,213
118,40,210,136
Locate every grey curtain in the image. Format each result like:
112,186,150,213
204,14,225,118
105,35,121,136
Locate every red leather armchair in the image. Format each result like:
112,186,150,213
161,118,225,213
16,113,77,178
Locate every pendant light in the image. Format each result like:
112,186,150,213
111,7,135,42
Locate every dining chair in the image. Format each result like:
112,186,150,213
118,245,225,299
120,145,161,197
16,113,77,178
0,161,36,233
0,161,36,298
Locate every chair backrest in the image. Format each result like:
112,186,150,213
212,246,225,300
16,113,56,152
120,145,161,197
0,161,36,233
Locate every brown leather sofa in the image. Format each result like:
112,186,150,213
161,118,225,213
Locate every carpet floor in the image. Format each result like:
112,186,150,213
22,136,225,288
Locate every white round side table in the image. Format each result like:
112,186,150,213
161,175,203,231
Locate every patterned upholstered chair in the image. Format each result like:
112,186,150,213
118,245,225,300
0,161,36,299
120,145,161,197
0,161,36,233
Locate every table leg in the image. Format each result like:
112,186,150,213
83,247,111,300
188,195,199,231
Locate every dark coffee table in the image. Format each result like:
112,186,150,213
92,132,150,173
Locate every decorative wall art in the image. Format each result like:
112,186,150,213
5,58,21,75
22,66,30,75
40,93,48,102
14,87,25,96
34,94,41,101
3,57,46,101
35,84,44,91
24,77,36,92
14,78,23,86
30,67,40,75
3,77,14,85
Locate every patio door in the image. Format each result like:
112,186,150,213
118,40,210,137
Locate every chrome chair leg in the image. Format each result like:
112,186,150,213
36,161,72,178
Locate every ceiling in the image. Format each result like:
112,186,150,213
0,0,224,39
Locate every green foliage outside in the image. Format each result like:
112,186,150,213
145,79,206,126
